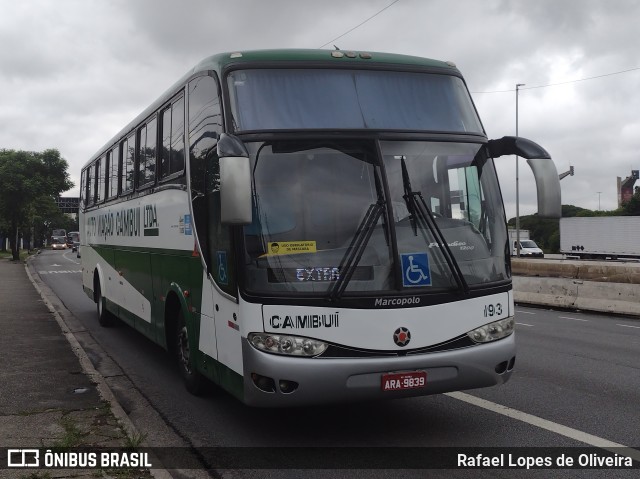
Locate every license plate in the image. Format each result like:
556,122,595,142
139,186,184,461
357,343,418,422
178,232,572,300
381,371,427,391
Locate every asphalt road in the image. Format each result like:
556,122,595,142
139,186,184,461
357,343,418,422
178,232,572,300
33,249,640,478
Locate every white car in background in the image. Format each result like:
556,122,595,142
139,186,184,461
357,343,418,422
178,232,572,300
514,239,544,258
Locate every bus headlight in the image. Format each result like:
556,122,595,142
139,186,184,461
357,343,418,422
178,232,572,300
467,317,514,343
248,333,328,357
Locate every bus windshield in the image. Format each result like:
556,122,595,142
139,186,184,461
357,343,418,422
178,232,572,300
242,140,508,297
227,69,483,133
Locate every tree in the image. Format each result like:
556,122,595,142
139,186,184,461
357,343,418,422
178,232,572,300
0,215,8,252
0,149,73,260
29,195,78,248
620,187,640,215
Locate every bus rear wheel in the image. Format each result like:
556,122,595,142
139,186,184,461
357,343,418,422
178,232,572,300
176,309,203,395
95,280,114,327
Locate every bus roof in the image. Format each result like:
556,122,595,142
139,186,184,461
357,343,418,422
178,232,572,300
86,49,461,166
196,49,458,72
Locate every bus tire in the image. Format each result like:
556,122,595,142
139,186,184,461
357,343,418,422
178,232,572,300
176,309,204,395
95,280,115,327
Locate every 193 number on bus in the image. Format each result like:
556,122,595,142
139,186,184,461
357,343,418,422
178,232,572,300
484,303,503,317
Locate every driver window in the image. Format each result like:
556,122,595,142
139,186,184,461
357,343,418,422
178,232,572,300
188,74,235,295
447,166,482,229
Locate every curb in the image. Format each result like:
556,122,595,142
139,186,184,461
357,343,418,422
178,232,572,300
24,258,174,479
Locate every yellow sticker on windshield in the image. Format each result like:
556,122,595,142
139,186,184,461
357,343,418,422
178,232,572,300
267,241,317,255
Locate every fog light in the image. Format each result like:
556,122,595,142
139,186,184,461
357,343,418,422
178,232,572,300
251,373,276,393
495,361,508,374
278,380,299,394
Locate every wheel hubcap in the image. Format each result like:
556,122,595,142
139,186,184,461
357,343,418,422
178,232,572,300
178,326,191,373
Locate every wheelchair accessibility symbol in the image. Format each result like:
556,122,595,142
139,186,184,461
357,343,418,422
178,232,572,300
401,253,431,287
217,251,228,285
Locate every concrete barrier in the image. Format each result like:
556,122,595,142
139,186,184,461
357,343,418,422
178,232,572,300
512,258,640,284
512,258,640,317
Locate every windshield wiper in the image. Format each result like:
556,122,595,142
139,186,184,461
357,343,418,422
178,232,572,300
330,167,389,301
401,157,470,295
330,200,385,301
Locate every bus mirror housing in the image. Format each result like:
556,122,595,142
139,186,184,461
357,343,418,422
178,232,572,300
488,136,561,218
218,134,252,224
487,136,550,160
526,158,562,218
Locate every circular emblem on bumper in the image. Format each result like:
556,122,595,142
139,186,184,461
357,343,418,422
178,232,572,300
393,327,411,347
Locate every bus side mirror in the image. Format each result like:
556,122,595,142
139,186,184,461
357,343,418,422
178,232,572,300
219,134,252,224
488,136,561,219
527,158,561,218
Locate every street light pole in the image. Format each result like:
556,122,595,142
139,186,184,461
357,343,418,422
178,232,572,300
597,192,602,211
515,83,525,257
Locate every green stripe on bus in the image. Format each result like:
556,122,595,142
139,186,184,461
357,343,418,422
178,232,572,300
91,244,195,257
200,352,244,401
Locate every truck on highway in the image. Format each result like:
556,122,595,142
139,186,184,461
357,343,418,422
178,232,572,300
508,228,544,257
560,216,640,259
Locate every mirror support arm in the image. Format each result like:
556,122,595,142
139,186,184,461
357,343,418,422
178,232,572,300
488,136,561,219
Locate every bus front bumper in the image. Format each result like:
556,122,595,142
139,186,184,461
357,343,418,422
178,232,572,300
241,333,516,407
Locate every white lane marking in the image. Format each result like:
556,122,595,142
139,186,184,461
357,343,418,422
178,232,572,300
559,316,589,322
617,324,640,329
516,323,534,327
446,391,640,462
515,310,536,315
38,270,81,275
62,251,81,264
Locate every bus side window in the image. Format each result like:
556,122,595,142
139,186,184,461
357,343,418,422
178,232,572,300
80,168,86,208
171,98,185,175
108,147,120,198
188,75,232,294
97,156,106,203
160,95,185,181
87,162,95,206
121,133,135,194
138,117,157,188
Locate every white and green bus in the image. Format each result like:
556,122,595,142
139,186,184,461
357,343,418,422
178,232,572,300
80,49,560,406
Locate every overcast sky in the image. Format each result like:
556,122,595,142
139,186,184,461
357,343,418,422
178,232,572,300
2,0,639,219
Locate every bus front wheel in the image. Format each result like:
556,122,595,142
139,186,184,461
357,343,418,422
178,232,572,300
176,309,203,395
